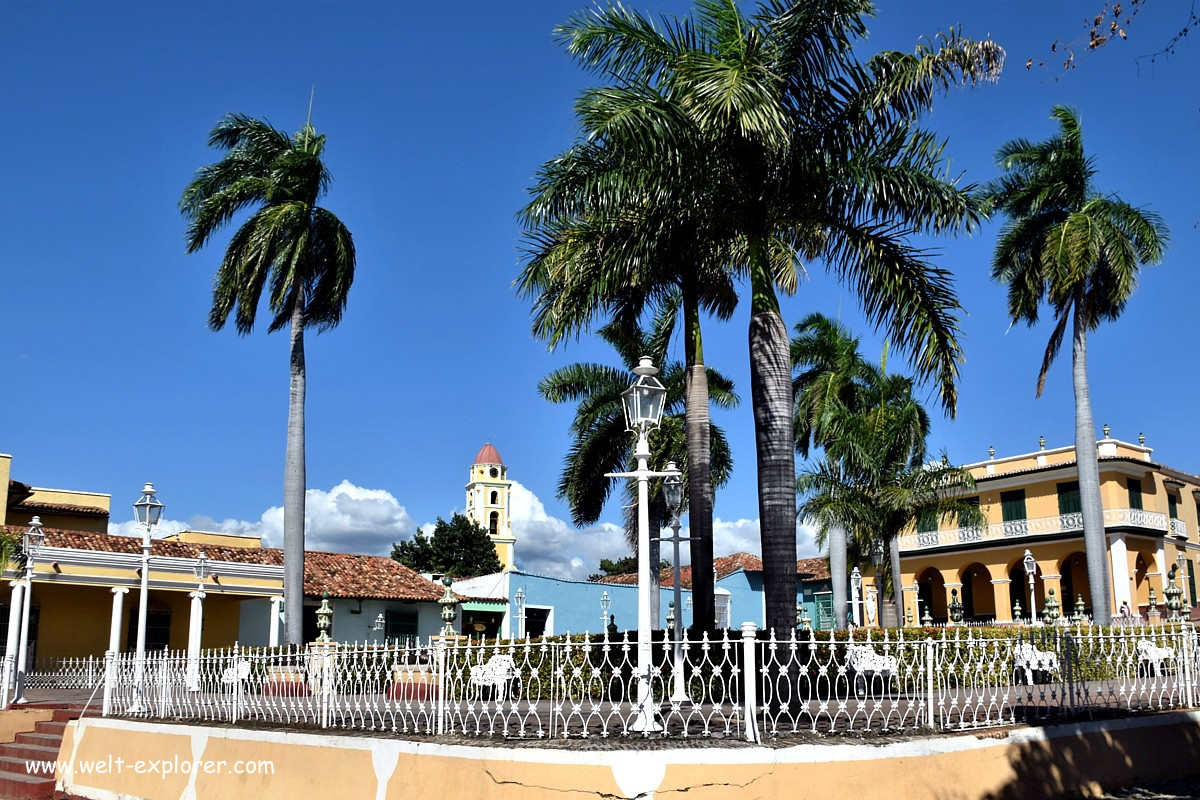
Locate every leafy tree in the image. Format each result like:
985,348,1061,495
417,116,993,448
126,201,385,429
546,0,1002,634
589,556,671,581
981,106,1168,624
180,114,356,645
391,514,502,577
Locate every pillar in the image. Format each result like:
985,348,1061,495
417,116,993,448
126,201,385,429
1154,543,1168,595
186,590,204,690
268,596,283,648
108,588,129,653
991,579,1013,622
1,581,24,702
1110,534,1132,613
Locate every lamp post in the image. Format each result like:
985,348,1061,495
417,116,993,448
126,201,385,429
605,355,669,733
186,552,208,691
871,540,885,627
13,517,45,704
655,465,689,702
514,587,525,639
1177,551,1189,609
1022,549,1038,625
849,567,863,628
131,483,164,711
600,591,610,633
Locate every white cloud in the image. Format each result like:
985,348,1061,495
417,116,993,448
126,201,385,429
107,480,419,556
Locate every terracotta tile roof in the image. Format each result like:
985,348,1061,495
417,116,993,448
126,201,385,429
597,552,831,588
10,500,108,518
1,526,450,602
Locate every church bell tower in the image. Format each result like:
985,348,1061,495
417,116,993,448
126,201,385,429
464,443,515,570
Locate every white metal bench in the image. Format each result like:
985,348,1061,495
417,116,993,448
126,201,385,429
469,654,519,700
1136,639,1176,677
846,645,898,696
1013,643,1059,685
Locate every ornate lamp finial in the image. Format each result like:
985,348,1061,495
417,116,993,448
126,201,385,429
1039,435,1046,451
1139,432,1146,446
988,445,995,459
1103,423,1110,438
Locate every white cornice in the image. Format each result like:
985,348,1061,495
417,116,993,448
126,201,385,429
35,546,283,580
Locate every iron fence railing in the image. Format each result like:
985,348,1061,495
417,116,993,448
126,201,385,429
90,622,1198,741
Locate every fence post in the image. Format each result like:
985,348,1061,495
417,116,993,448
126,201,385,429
435,638,447,736
101,650,114,717
157,651,169,716
1180,625,1195,709
741,622,760,743
924,637,935,728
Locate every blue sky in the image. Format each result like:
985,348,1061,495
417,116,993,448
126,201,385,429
3,1,1197,578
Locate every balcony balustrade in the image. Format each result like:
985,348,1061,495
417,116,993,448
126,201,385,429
899,507,1170,552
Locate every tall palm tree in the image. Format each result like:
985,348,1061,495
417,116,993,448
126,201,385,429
180,114,356,645
539,304,736,628
982,106,1167,625
553,0,1003,633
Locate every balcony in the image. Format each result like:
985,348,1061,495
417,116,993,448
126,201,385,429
898,507,1169,552
1171,517,1188,539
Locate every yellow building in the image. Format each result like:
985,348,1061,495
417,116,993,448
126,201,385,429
0,454,458,666
896,432,1199,624
464,443,516,570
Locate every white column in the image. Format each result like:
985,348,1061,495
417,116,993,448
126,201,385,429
14,568,34,703
1,581,25,704
268,597,283,648
108,588,129,653
186,591,204,690
1155,543,1168,594
1110,534,1133,612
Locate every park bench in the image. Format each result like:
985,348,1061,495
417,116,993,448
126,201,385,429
1013,642,1059,685
846,644,899,697
1136,639,1176,678
469,654,519,701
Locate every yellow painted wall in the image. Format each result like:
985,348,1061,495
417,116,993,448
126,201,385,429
0,455,10,527
163,531,263,549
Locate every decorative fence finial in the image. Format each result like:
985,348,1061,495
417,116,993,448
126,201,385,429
1165,566,1184,622
667,600,675,633
949,589,964,624
439,576,458,636
1013,598,1022,622
1043,588,1061,624
315,592,333,643
1073,593,1086,623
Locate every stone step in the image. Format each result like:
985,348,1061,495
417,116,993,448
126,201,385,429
12,734,60,749
30,722,66,737
0,743,59,763
0,768,55,799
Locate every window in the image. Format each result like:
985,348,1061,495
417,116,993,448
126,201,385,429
1169,494,1179,520
524,607,550,638
1128,478,1143,510
127,609,171,651
385,609,419,646
489,511,499,535
916,507,938,533
489,467,499,478
1057,482,1081,515
490,491,498,505
1189,561,1198,609
958,497,980,528
1000,490,1027,522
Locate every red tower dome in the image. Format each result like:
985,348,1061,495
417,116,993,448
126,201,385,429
472,443,504,466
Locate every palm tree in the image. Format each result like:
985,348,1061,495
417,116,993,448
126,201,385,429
982,106,1168,625
553,0,1003,633
539,304,736,628
180,114,356,645
520,121,738,630
798,366,982,625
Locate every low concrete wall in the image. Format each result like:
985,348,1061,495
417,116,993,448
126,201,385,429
0,708,55,743
56,712,1200,800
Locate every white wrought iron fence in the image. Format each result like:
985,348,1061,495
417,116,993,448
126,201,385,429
23,656,104,690
95,623,1199,741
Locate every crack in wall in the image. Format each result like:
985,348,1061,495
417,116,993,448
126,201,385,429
483,764,776,800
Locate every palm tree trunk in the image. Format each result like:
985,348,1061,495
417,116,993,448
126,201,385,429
889,534,904,625
829,525,847,629
1073,291,1112,624
683,282,715,631
284,296,307,645
748,238,797,635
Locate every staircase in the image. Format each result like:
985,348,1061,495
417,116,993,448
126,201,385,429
0,706,85,799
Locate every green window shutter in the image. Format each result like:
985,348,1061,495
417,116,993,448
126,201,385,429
1000,490,1027,522
1057,482,1081,515
1128,479,1143,510
815,593,835,630
916,507,938,533
958,497,980,528
1189,560,1197,608
1169,494,1179,520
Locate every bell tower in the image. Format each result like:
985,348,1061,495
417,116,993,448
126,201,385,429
465,443,515,570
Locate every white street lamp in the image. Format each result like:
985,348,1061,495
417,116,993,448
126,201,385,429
131,483,164,710
653,464,689,702
13,516,45,704
850,566,863,628
1023,549,1038,625
514,587,525,639
186,551,208,691
600,590,611,632
606,356,669,733
870,540,886,627
1177,551,1189,607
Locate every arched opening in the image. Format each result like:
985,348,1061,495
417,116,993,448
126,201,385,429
489,511,499,536
1008,559,1045,620
490,490,498,505
1058,552,1091,617
958,562,994,621
1133,551,1154,613
917,567,946,623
